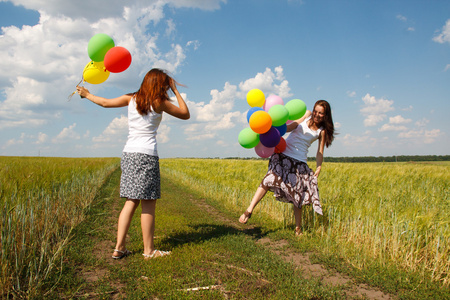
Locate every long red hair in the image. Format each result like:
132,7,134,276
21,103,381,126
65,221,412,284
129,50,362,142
133,69,173,115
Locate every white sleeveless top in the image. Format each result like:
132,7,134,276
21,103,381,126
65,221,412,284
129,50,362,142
122,97,162,156
283,116,322,163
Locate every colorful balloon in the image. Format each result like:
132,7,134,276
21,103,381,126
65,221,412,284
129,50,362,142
268,104,289,126
285,99,307,120
275,137,287,153
255,142,274,158
263,94,284,111
260,127,281,148
249,111,272,134
104,46,132,73
238,127,260,149
246,89,265,107
274,123,287,136
246,107,264,123
83,61,110,84
87,33,115,62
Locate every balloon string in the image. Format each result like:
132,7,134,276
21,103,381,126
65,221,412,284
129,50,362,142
67,78,84,101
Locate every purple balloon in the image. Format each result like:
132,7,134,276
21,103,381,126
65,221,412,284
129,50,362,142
260,127,281,148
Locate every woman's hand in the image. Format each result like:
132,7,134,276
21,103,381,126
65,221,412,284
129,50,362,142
169,78,178,93
314,166,321,177
76,86,90,98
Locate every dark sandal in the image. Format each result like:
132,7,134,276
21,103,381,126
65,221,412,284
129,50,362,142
112,249,131,259
239,211,252,224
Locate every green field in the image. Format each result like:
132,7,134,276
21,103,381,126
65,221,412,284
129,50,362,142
0,156,120,298
0,157,448,299
161,159,449,288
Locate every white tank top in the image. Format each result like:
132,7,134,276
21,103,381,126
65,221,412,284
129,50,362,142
283,116,322,163
122,97,162,156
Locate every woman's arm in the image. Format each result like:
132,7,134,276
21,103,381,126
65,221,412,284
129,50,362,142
156,79,190,120
314,130,326,177
77,86,131,108
286,110,312,132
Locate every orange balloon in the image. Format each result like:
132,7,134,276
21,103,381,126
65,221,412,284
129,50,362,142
249,111,272,134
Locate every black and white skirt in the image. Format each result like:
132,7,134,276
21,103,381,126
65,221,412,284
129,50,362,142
260,153,323,215
120,152,161,200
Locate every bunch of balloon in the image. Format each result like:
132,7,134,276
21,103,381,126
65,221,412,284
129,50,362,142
83,33,132,84
238,89,307,158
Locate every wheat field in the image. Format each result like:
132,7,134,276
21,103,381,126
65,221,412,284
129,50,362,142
160,158,449,287
0,156,120,298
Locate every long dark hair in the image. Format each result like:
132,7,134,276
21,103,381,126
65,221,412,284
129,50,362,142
133,68,173,115
313,100,335,148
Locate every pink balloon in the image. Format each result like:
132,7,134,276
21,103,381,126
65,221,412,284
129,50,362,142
255,142,275,158
263,95,284,111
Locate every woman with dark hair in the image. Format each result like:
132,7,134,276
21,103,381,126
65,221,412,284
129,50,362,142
239,100,335,236
77,68,190,259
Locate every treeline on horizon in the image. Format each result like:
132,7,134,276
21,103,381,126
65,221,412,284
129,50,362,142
221,155,450,162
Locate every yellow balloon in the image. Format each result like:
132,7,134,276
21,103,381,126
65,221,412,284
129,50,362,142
246,89,265,107
83,61,110,84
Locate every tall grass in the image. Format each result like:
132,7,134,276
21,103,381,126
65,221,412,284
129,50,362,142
0,157,120,298
160,159,449,287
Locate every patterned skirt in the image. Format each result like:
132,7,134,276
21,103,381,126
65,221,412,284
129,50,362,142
259,153,323,215
120,152,161,200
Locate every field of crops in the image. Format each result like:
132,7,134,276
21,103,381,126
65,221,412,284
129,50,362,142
1,157,448,298
160,159,450,288
0,156,120,298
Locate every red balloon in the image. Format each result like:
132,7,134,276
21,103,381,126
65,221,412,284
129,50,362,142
104,46,132,73
275,137,286,153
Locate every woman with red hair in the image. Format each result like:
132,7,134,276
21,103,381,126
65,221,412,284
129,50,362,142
77,68,189,259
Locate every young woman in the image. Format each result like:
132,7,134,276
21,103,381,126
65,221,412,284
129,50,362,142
239,100,335,236
77,68,190,259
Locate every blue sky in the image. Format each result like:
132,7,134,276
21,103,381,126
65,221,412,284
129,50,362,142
0,0,449,158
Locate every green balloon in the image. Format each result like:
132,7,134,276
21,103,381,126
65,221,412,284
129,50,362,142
88,33,115,62
285,99,307,120
268,104,289,126
238,128,260,149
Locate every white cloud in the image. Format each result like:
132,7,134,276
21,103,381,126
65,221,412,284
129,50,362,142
398,129,442,144
157,124,171,144
388,115,412,124
433,19,450,44
5,0,225,22
360,93,394,127
347,91,356,97
92,115,128,142
415,118,429,127
52,123,80,143
0,1,216,132
396,15,407,22
36,132,49,144
379,124,408,132
238,66,293,99
181,66,290,142
341,133,377,148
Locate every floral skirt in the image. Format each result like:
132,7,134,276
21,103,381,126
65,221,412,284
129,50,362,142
120,152,161,200
259,153,323,215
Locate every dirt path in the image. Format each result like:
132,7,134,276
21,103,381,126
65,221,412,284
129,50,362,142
190,195,393,300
